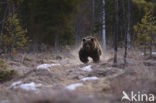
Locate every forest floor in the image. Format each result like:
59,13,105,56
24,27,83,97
0,48,156,103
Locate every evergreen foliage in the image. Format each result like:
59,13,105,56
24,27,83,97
19,0,77,46
0,0,156,51
133,8,156,48
0,14,28,53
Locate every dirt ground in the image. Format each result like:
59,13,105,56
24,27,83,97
0,48,156,103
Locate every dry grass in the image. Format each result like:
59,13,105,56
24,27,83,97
0,48,156,103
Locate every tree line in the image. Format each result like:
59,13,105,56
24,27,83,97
0,0,156,61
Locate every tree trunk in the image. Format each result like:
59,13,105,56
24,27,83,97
123,0,127,65
12,2,15,52
102,0,106,50
149,0,154,58
114,0,118,64
91,0,95,32
124,35,128,64
127,0,131,48
0,5,8,36
144,39,147,56
75,29,79,47
55,34,59,50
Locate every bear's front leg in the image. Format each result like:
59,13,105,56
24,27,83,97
92,55,100,63
92,50,100,63
79,49,89,63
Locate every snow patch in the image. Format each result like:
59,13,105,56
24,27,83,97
19,82,41,91
80,65,92,71
152,52,156,55
141,52,144,56
9,81,22,89
65,83,83,91
9,81,42,91
141,52,156,56
37,63,61,70
81,76,99,81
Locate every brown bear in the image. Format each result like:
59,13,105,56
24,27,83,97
79,36,102,63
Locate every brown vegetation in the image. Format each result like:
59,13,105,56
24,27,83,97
0,48,156,103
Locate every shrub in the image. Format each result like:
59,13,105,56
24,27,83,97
0,59,16,82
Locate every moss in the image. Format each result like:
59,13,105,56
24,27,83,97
36,59,48,64
24,56,32,61
0,59,17,82
50,54,62,60
0,59,9,69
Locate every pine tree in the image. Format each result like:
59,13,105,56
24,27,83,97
133,8,156,56
0,14,28,53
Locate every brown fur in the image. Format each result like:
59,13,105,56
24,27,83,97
79,36,102,63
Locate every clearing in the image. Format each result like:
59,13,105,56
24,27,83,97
0,49,156,103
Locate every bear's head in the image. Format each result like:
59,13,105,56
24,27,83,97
82,36,97,51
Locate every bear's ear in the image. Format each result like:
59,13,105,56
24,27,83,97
82,38,86,42
91,38,95,42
